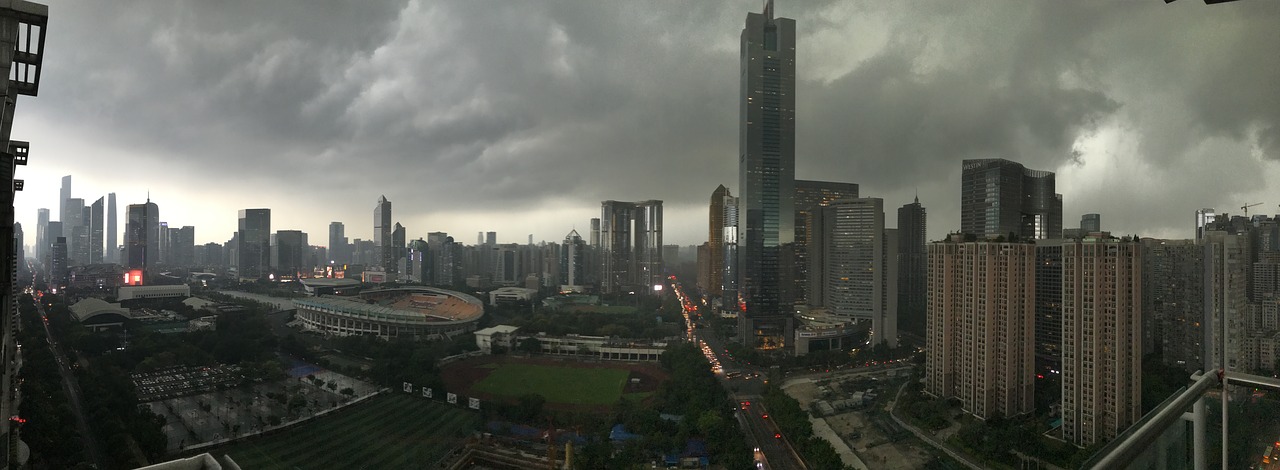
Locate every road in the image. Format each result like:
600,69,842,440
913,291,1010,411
35,299,105,468
672,278,806,470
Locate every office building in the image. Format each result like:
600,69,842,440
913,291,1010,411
171,226,194,267
561,229,585,291
1061,234,1142,447
926,237,1036,420
64,197,83,264
812,198,897,348
44,221,60,273
794,180,858,307
1081,213,1101,233
1194,208,1216,242
124,200,159,271
897,197,927,335
392,222,406,273
89,197,103,264
58,174,69,223
960,158,1062,240
35,207,47,263
427,232,457,286
600,200,663,294
375,196,393,273
274,230,308,279
328,222,348,264
738,0,796,349
486,231,497,246
723,194,739,307
107,192,116,263
703,185,730,296
238,209,271,280
1141,239,1204,371
51,237,66,287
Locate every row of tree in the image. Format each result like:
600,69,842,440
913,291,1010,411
760,383,853,470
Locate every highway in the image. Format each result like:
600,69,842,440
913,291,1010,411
34,298,105,468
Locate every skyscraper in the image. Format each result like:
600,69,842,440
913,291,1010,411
328,222,347,264
926,236,1036,420
107,192,116,263
704,185,730,296
561,229,585,290
64,197,84,265
723,194,740,306
897,197,927,335
1142,239,1204,372
794,180,859,307
274,230,307,279
90,197,103,264
738,0,796,349
1194,208,1216,242
124,200,159,271
173,226,195,267
35,207,47,263
58,174,70,222
815,198,897,348
960,159,1062,240
374,196,392,272
238,209,271,280
599,200,663,294
1061,234,1142,447
392,222,406,274
1034,240,1064,371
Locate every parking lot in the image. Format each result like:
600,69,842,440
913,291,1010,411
146,366,377,452
132,365,245,402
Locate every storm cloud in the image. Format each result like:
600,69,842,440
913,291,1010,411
14,0,1280,246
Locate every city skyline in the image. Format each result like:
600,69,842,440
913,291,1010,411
12,1,1280,247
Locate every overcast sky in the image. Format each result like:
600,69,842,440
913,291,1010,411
13,1,1280,248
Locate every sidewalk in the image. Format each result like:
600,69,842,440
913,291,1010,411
809,414,868,470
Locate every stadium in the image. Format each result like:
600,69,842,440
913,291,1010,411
293,287,484,340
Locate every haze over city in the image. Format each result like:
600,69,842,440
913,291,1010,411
13,0,1280,245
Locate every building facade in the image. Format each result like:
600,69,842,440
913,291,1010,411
737,0,796,348
794,180,859,308
812,198,898,348
897,197,926,336
1061,235,1142,448
926,238,1036,420
960,158,1062,240
237,208,271,280
599,200,663,294
704,185,730,296
124,200,159,272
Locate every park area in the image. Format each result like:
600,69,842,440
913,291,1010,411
442,355,668,411
215,393,480,469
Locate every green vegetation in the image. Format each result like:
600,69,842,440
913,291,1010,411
218,393,480,469
760,384,854,470
471,363,630,405
16,294,91,469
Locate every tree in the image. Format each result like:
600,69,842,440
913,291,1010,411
519,337,542,354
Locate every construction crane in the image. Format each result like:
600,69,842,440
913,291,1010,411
1242,203,1263,217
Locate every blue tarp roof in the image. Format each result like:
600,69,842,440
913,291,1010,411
610,424,641,442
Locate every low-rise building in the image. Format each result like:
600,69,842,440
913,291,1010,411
528,333,666,361
489,286,538,305
117,284,191,301
474,325,521,353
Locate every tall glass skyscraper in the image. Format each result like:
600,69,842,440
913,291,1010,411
737,0,796,350
237,208,271,280
375,196,393,273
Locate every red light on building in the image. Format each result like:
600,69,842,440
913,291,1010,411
123,269,144,285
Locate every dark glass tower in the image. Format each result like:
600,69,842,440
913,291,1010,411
375,196,393,273
237,208,271,280
897,197,926,336
960,158,1062,240
738,0,796,350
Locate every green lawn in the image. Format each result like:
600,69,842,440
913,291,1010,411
471,363,630,405
217,393,479,469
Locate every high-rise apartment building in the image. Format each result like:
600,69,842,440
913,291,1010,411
599,200,663,294
107,192,116,263
794,180,858,307
738,0,796,349
1061,235,1142,448
926,237,1036,420
238,209,271,280
375,196,393,273
90,197,103,264
1142,239,1204,371
124,200,159,271
811,198,897,348
960,159,1062,240
897,197,927,335
1034,240,1064,371
703,185,730,296
1202,230,1250,373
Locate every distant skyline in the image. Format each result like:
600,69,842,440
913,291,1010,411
13,1,1280,246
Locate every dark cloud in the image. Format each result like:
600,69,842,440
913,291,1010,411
15,0,1280,245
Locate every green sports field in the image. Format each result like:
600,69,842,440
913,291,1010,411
217,393,479,469
470,363,630,406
